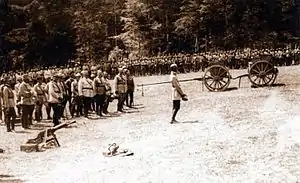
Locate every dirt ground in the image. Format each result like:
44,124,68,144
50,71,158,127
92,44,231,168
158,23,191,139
1,66,300,183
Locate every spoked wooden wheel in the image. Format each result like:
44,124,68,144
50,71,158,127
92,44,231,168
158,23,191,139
248,60,277,87
204,65,231,92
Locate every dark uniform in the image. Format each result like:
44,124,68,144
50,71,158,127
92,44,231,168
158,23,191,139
93,72,106,116
125,71,135,107
114,69,127,112
3,80,16,132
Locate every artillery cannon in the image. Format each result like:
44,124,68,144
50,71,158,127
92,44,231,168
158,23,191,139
138,60,279,93
20,120,76,152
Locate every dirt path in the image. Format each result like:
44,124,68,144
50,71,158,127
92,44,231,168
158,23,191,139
1,66,300,182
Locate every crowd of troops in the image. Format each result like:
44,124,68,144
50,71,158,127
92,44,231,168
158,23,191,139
1,47,300,132
0,66,135,132
110,47,300,76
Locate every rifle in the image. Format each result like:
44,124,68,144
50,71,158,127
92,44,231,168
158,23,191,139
20,120,76,152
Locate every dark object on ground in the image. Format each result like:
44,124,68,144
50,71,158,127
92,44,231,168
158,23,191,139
20,120,76,153
103,143,134,157
0,148,4,153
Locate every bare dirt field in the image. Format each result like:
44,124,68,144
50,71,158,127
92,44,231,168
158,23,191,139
1,66,300,183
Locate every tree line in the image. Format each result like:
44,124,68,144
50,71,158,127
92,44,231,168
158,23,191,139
0,0,299,71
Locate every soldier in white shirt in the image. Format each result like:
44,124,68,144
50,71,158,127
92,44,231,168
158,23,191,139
170,64,187,124
78,70,94,118
48,73,63,126
14,76,22,117
18,74,35,129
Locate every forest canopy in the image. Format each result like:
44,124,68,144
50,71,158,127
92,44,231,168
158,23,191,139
0,0,299,71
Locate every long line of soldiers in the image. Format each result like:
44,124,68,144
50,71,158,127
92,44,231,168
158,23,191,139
114,47,300,76
1,66,135,132
4,48,298,82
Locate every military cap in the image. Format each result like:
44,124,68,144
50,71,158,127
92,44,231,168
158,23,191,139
81,70,89,76
118,67,123,72
58,72,65,78
75,73,81,77
83,65,89,71
170,63,177,68
22,74,29,79
3,75,10,82
16,75,22,81
97,70,103,75
51,72,59,78
91,66,97,71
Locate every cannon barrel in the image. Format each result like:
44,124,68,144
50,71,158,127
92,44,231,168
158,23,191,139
137,77,203,87
50,120,76,132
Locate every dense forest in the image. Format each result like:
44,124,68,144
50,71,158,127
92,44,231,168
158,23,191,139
0,0,299,71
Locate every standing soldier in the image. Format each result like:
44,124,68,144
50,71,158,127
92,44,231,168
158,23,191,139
170,64,188,124
58,73,68,118
70,73,81,117
65,72,74,117
33,76,46,122
114,68,126,113
0,78,5,123
93,70,106,117
102,71,112,115
90,73,96,112
125,69,135,108
18,74,34,129
78,70,94,118
44,76,52,120
14,76,22,117
3,77,16,132
48,73,63,126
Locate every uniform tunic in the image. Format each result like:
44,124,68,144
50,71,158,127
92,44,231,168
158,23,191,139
33,83,46,104
18,82,34,105
126,76,135,92
102,77,112,95
48,81,62,104
93,77,106,95
114,74,126,94
78,77,94,98
3,86,15,108
71,80,79,97
170,71,182,101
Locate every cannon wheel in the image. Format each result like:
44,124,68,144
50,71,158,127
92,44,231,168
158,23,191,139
204,65,231,92
248,60,277,87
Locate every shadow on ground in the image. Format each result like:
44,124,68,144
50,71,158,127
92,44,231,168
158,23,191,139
0,174,25,183
250,83,286,88
14,130,31,134
179,120,200,124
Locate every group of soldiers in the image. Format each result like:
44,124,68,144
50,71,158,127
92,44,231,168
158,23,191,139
11,48,299,80
0,65,135,132
110,47,300,76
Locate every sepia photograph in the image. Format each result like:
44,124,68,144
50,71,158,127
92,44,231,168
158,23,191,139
0,0,300,182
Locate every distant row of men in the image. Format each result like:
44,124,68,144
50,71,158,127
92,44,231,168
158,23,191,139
87,47,300,76
4,48,299,81
1,66,135,132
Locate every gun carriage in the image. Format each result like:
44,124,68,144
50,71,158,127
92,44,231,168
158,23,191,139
203,59,278,91
138,59,279,93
